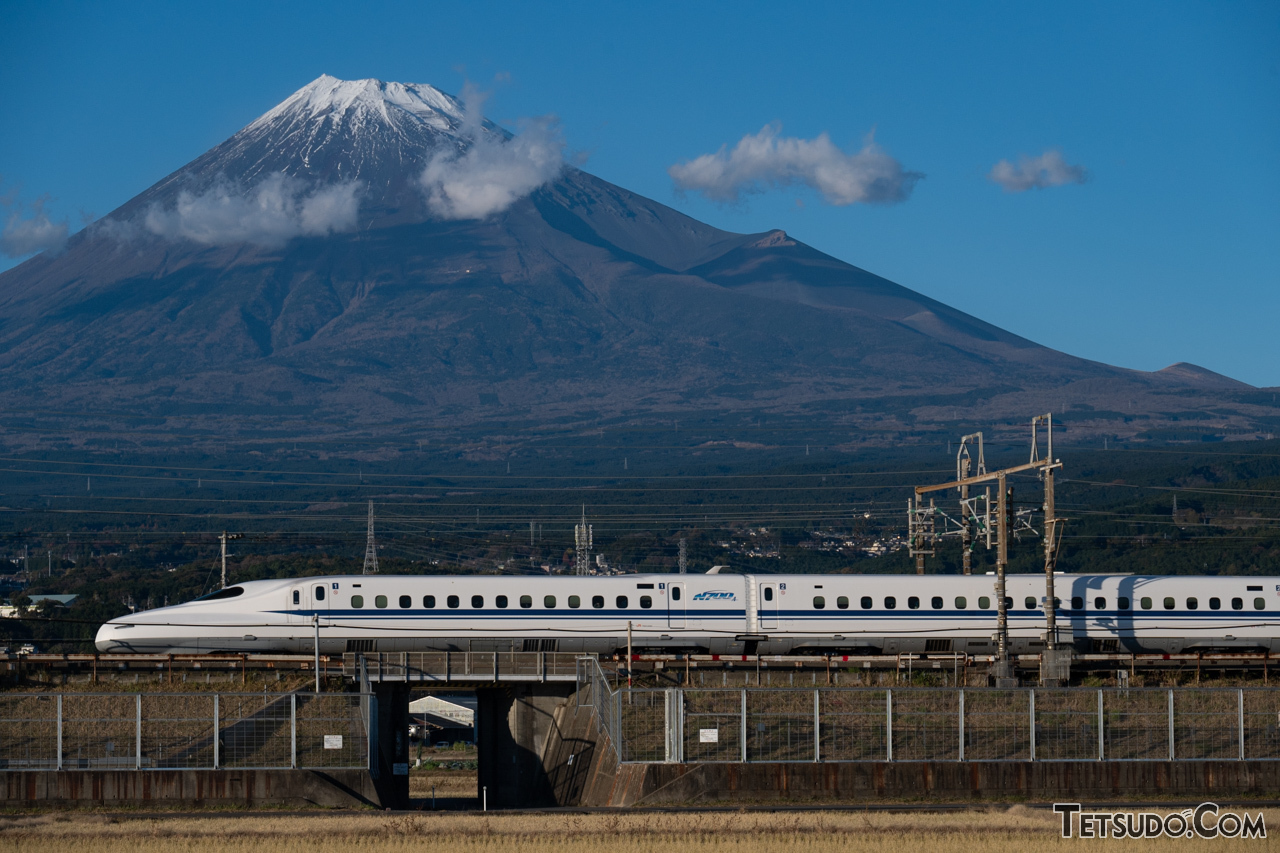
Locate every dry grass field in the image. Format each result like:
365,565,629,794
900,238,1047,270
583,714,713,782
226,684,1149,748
0,808,1273,852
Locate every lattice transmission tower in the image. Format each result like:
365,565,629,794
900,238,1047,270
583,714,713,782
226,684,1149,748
574,507,593,576
363,500,379,574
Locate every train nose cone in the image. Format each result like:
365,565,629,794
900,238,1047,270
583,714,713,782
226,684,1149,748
95,621,127,653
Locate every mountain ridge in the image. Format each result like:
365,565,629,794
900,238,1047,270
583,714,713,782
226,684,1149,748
0,75,1272,452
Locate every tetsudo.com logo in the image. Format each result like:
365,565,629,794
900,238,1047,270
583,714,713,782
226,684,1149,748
1053,803,1265,839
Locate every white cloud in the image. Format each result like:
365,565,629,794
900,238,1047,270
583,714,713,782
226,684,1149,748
668,123,922,206
143,174,362,247
418,84,566,220
0,193,69,258
988,149,1088,192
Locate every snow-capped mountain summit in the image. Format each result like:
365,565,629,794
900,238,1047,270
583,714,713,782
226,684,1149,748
252,75,470,133
0,76,1263,449
127,75,508,220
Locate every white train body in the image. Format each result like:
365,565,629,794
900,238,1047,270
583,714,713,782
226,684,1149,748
95,572,1280,656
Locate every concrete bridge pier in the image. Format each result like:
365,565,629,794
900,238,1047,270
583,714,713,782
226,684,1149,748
369,683,411,809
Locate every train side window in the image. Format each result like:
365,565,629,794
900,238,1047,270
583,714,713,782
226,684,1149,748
1071,597,1083,610
763,588,774,602
1232,597,1243,610
907,596,920,610
375,595,388,609
671,587,681,601
447,595,460,609
292,590,300,605
1118,597,1130,610
931,596,943,610
813,596,826,609
544,595,557,608
640,595,652,609
351,595,364,609
955,596,967,609
569,595,581,609
885,596,897,610
617,595,628,608
1094,597,1106,610
315,586,326,602
861,596,873,609
978,597,990,610
592,595,605,609
496,595,508,609
399,595,412,609
1024,596,1036,610
520,595,533,609
837,596,849,610
1186,597,1198,610
1163,597,1175,610
1209,597,1220,610
471,595,484,608
1141,597,1153,610
423,595,435,608
1004,597,1013,610
1255,598,1266,611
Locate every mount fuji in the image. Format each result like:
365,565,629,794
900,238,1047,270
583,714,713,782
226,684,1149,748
0,75,1268,451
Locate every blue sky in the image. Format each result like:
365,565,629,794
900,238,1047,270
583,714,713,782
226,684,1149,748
1,1,1277,385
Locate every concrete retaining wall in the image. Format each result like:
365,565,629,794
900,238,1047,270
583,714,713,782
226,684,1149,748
0,769,383,808
590,761,1280,807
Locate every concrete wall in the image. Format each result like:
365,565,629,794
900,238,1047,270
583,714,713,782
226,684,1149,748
0,769,382,808
476,684,575,808
591,761,1280,807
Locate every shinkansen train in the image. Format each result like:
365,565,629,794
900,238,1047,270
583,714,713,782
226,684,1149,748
94,572,1280,656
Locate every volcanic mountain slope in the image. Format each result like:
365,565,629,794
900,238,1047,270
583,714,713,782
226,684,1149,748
0,75,1271,449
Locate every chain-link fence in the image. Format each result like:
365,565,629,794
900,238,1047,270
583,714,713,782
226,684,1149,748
0,692,368,770
575,669,1280,765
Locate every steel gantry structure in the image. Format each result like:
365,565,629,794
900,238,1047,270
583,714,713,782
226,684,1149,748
908,414,1068,686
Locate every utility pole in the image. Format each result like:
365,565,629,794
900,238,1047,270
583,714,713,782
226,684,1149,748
678,538,688,574
1033,414,1068,685
219,532,243,588
363,501,379,575
994,472,1009,682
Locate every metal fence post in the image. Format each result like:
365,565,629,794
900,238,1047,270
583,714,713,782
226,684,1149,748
1239,688,1245,761
135,694,142,769
1028,689,1036,762
1098,689,1105,761
741,689,748,763
813,689,820,763
664,689,673,763
213,694,220,769
886,689,893,762
290,693,298,769
958,689,965,762
56,694,62,771
677,689,684,763
1168,688,1175,761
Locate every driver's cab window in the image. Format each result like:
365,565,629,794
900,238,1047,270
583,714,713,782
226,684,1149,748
292,590,300,605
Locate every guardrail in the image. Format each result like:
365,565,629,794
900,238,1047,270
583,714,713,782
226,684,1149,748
0,692,369,770
589,685,1280,764
345,652,581,683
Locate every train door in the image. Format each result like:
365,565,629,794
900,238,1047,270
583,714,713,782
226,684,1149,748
759,583,778,630
668,582,686,629
304,582,331,625
287,583,309,624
